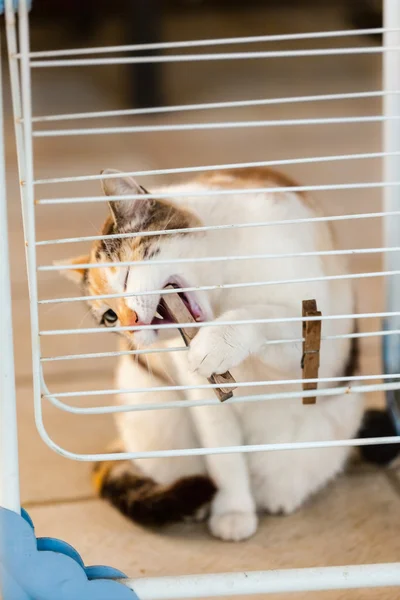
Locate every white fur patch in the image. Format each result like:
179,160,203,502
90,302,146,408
107,177,363,541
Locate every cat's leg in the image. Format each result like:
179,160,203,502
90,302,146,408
182,304,300,540
189,304,301,378
116,352,206,484
176,362,257,541
189,400,258,541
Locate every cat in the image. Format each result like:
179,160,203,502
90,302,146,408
60,166,365,542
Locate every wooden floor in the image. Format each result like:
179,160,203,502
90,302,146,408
5,3,400,598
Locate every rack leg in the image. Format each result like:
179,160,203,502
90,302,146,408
0,31,20,513
383,0,400,430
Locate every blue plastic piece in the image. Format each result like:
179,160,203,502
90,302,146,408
36,537,86,568
0,506,138,600
21,507,34,530
0,0,32,14
86,565,130,581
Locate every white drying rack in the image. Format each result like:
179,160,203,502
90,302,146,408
1,0,400,597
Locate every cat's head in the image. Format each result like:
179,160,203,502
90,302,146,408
59,169,212,347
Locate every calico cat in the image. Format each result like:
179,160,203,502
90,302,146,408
60,167,365,542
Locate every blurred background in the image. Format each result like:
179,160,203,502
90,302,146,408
5,0,400,594
16,0,386,399
24,0,383,107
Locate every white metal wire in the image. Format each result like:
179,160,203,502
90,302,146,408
383,7,400,374
43,383,400,418
36,270,400,307
31,115,400,138
16,0,44,481
41,381,400,417
26,45,400,67
37,311,400,335
5,0,29,254
46,373,400,401
37,328,400,364
39,245,400,272
29,90,400,123
21,27,400,58
33,207,400,246
5,0,400,595
127,563,400,599
0,27,20,514
32,150,400,198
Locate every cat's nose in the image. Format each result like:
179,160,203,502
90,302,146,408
127,311,139,326
119,307,140,328
128,311,148,328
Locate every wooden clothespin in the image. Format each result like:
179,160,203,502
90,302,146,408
301,299,321,405
159,285,237,402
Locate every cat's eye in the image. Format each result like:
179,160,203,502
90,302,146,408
101,309,118,327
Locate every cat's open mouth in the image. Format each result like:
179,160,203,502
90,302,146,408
151,282,204,327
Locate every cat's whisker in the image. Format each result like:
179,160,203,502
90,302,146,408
77,308,93,329
87,218,99,234
143,352,155,384
159,360,177,387
162,207,175,231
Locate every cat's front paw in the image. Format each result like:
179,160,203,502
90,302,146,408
188,324,249,378
209,511,258,542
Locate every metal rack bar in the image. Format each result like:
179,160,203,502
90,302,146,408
0,29,20,514
126,563,400,599
21,27,400,59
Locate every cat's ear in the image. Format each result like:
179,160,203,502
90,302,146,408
54,255,89,285
100,168,148,226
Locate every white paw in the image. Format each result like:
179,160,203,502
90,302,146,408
188,324,248,378
209,511,258,542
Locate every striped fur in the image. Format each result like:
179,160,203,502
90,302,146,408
92,455,216,526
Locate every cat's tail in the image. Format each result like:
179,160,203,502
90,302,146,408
357,409,400,465
92,456,216,527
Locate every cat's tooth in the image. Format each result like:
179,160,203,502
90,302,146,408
155,311,163,319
